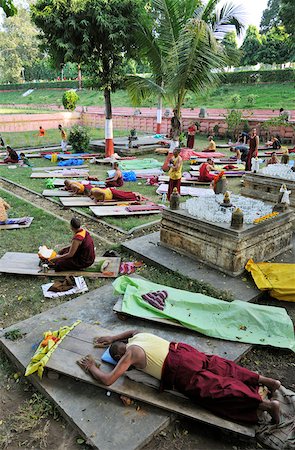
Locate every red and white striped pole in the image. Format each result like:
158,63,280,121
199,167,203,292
156,94,162,134
105,118,114,157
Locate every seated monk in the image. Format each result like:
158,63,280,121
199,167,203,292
78,330,281,425
203,136,216,152
4,146,18,164
105,162,124,187
90,187,143,202
199,158,215,182
64,180,85,195
50,217,95,271
0,197,10,223
266,152,279,166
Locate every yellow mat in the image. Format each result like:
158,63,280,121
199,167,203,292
245,259,295,302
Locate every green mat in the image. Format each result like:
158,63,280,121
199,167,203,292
113,276,295,352
120,158,162,170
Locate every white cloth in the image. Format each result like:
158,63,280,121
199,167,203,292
169,140,179,153
280,186,291,204
42,276,88,298
61,140,68,152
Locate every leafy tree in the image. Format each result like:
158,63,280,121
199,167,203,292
222,31,241,66
240,25,262,66
260,0,281,33
0,8,41,82
31,0,145,156
126,0,246,123
68,125,90,153
280,0,295,37
259,26,293,64
62,90,79,111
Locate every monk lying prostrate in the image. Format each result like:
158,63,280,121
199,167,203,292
78,330,281,425
90,187,143,202
64,180,86,195
49,217,95,271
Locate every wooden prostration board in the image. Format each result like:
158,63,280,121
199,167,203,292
45,322,255,438
32,165,88,171
60,197,142,207
90,205,162,217
0,217,34,230
0,252,121,278
31,172,88,179
158,175,210,185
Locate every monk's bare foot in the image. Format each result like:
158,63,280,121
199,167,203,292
269,400,280,424
77,354,96,372
259,376,281,392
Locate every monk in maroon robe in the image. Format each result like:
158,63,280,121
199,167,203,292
78,330,281,425
50,217,95,271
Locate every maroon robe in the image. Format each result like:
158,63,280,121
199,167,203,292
55,229,95,271
161,343,261,423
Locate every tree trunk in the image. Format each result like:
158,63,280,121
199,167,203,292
156,94,162,134
104,87,114,157
78,64,82,90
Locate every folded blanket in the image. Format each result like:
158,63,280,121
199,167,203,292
0,217,30,225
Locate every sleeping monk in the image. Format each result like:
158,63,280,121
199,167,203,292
78,330,281,425
50,217,95,271
105,162,124,187
90,187,143,202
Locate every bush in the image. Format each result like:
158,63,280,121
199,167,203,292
247,94,257,106
222,69,294,85
0,80,79,90
225,110,243,140
68,125,90,153
62,90,79,111
231,94,241,106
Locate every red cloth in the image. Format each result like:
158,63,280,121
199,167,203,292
4,157,18,163
187,135,195,149
199,163,215,182
55,229,95,271
246,136,258,171
168,178,181,200
110,188,137,201
161,343,261,423
106,177,124,188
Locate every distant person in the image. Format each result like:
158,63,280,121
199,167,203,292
4,146,18,164
105,162,123,187
38,126,45,137
266,152,279,166
245,128,259,171
203,136,216,152
199,158,215,182
19,153,32,167
49,217,95,271
279,108,291,122
266,136,281,150
186,121,197,149
168,147,183,200
58,124,67,152
0,136,5,147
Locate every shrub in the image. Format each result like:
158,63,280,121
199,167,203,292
225,110,243,140
231,94,241,106
62,90,79,111
222,68,294,85
0,80,79,90
242,120,250,134
68,125,90,153
247,94,257,106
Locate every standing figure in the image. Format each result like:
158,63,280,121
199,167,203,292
167,148,183,200
58,124,67,152
186,121,197,149
245,128,259,171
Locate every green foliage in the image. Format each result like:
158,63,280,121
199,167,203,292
0,0,17,17
280,0,295,37
225,109,243,140
222,31,241,66
68,125,90,153
240,25,262,66
247,94,257,106
62,90,79,111
230,93,241,106
223,69,294,84
260,0,281,33
259,26,293,64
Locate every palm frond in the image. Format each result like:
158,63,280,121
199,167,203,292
212,2,247,37
125,75,166,106
201,0,220,22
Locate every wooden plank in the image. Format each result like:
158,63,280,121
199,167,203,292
52,179,87,187
32,165,88,171
60,197,99,207
31,172,88,179
0,217,33,230
90,205,162,217
44,322,255,438
158,175,210,185
0,252,121,278
42,189,72,197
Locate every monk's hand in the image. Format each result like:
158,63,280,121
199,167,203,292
77,354,99,373
93,336,114,348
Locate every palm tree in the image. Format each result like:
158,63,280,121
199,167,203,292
126,0,246,131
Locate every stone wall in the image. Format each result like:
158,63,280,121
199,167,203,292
0,111,81,132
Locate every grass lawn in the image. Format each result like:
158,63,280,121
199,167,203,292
0,82,294,110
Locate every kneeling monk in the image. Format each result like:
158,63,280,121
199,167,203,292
90,187,142,202
50,217,95,271
78,330,281,425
